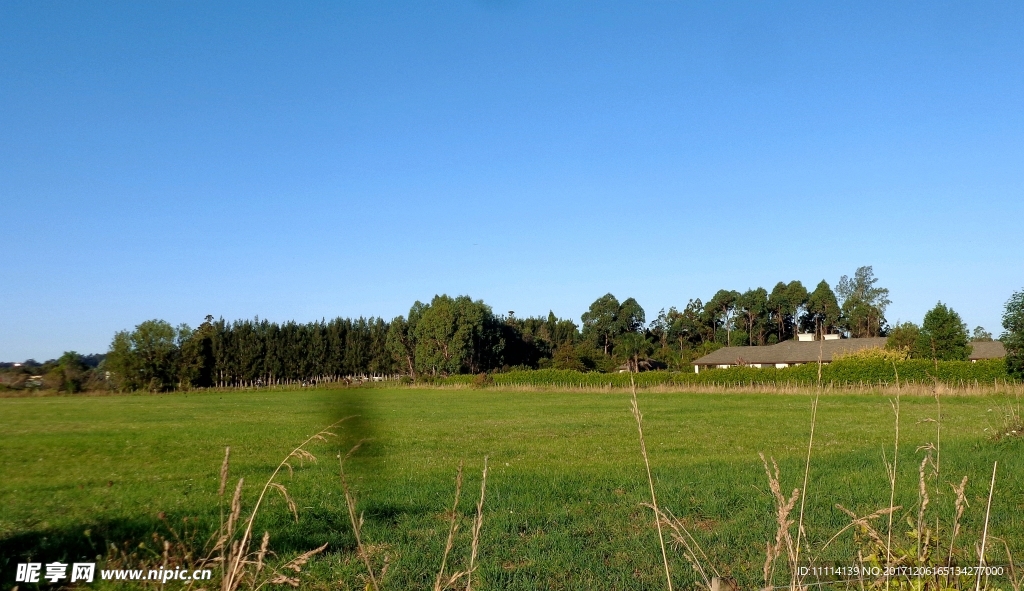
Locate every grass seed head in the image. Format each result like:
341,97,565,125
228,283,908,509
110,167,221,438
218,446,231,497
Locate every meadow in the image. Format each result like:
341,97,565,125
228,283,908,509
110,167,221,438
1,386,1022,590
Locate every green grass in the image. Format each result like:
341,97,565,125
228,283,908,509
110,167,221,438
1,387,1022,590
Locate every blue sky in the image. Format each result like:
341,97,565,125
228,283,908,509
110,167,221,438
2,1,1022,361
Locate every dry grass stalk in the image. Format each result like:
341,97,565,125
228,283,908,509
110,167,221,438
268,483,298,523
883,394,901,587
255,531,270,574
947,475,969,567
434,462,464,591
793,392,819,588
220,416,353,591
263,543,328,589
629,369,675,591
430,459,492,591
337,444,489,585
916,442,941,560
975,462,998,591
227,478,244,543
934,391,941,481
467,456,489,591
647,505,718,588
760,453,800,590
219,447,231,497
998,538,1023,591
338,442,380,591
283,543,328,572
822,504,900,552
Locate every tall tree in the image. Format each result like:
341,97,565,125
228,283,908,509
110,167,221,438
836,266,891,337
413,295,495,375
736,287,769,345
706,289,740,346
649,309,672,352
179,315,216,388
582,294,621,355
915,302,970,361
769,281,808,342
1002,289,1024,378
802,281,841,339
680,299,710,346
616,297,646,334
105,319,180,391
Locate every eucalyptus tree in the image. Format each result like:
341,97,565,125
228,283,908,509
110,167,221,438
706,289,740,346
581,294,646,356
736,287,769,345
413,295,496,375
616,298,646,334
768,281,808,342
802,281,841,339
679,298,710,346
386,311,419,378
545,311,580,348
582,294,621,355
836,266,891,337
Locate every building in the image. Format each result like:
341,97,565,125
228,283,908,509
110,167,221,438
691,337,1005,373
968,340,1006,362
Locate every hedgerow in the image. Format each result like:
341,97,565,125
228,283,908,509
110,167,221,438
432,359,1013,388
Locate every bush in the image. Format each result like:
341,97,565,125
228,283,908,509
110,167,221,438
429,359,1013,389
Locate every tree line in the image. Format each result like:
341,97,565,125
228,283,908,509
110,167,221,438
2,267,1022,392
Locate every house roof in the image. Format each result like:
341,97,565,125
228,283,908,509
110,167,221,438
693,338,1007,366
692,337,889,366
969,341,1005,360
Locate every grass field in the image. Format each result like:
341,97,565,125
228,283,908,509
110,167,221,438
2,386,1022,590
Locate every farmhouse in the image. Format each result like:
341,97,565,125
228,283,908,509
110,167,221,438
691,337,1006,373
968,340,1006,362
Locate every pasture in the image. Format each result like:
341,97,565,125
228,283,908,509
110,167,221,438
1,386,1022,589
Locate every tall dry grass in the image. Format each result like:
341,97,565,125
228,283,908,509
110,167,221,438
118,416,495,591
210,417,352,591
337,449,490,591
629,379,1020,591
628,369,675,591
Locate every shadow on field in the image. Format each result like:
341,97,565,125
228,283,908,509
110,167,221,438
327,387,378,459
0,511,357,591
0,517,154,590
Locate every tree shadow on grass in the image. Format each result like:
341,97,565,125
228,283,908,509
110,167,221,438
0,509,362,591
0,517,156,590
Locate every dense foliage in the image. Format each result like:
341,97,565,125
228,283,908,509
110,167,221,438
3,268,1018,393
1003,289,1024,378
884,302,971,362
439,359,1012,389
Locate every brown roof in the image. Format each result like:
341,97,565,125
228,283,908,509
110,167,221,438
969,341,1005,360
693,337,889,366
694,338,1007,366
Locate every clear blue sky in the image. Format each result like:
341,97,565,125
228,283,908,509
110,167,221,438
2,2,1022,361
